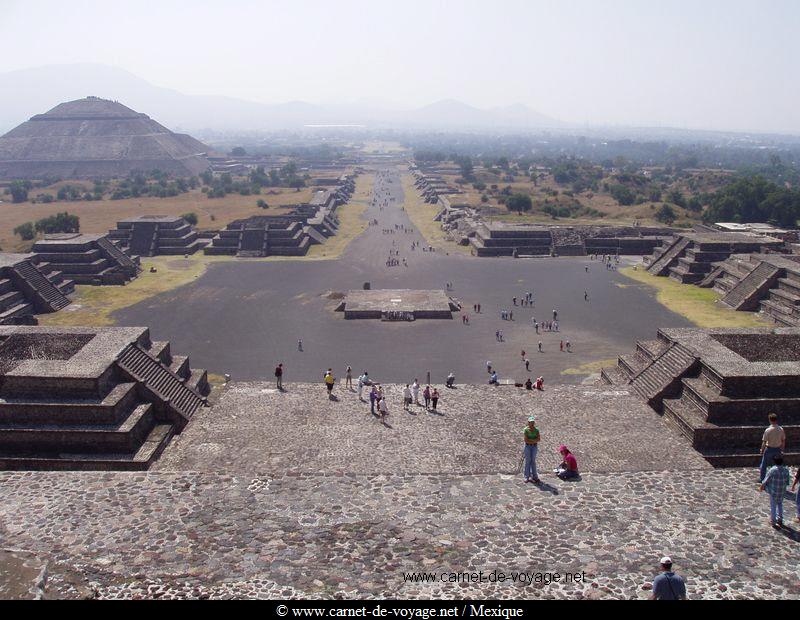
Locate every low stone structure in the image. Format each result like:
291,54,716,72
335,289,458,320
469,223,554,257
0,254,73,324
107,216,206,257
646,232,785,283
0,326,209,471
31,234,140,285
603,327,800,467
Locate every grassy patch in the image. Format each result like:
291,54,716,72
306,173,372,259
39,255,212,327
619,267,770,328
561,359,619,376
399,172,471,254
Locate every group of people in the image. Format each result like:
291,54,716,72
522,416,578,484
757,413,800,527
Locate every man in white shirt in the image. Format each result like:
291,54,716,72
760,413,786,482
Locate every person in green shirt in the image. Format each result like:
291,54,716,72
523,416,541,484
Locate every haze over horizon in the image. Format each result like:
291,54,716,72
2,0,799,134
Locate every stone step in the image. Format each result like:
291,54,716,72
0,423,174,471
0,290,25,312
0,279,13,295
0,382,140,425
702,450,800,468
169,355,190,380
0,302,34,322
0,403,154,453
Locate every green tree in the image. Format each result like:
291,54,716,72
656,204,677,224
14,222,35,241
506,193,533,213
182,212,199,226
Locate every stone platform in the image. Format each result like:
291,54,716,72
0,326,209,470
604,327,800,467
335,290,458,320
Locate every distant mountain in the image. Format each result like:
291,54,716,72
0,64,565,133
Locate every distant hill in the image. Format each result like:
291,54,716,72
0,64,565,133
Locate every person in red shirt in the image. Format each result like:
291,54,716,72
556,445,579,480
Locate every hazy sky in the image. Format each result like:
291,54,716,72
2,0,799,133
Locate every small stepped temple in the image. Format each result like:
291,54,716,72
0,97,210,180
0,254,73,324
32,234,140,285
0,326,209,471
646,232,784,283
108,216,206,257
702,253,800,328
603,327,800,468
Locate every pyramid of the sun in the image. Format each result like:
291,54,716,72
0,97,210,179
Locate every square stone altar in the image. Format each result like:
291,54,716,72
336,289,458,320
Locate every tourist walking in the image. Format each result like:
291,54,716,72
345,366,353,390
431,388,440,412
423,385,431,410
650,557,687,600
412,379,420,404
378,396,389,421
760,414,785,481
523,417,541,484
274,363,283,390
760,455,790,527
324,369,335,398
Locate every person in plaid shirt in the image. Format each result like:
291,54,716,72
759,455,790,528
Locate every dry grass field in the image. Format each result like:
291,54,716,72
0,184,317,252
431,165,722,229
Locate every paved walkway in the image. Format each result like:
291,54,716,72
0,469,797,599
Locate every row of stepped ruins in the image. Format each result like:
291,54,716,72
204,175,355,257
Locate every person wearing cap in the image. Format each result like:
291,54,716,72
556,446,579,480
523,417,541,484
650,557,687,600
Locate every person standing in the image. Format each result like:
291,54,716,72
760,456,790,527
412,379,420,405
790,467,800,523
403,384,412,411
525,358,530,372
650,557,687,600
324,369,335,397
369,385,378,414
378,396,389,421
423,385,431,410
345,366,353,390
760,413,786,482
523,417,541,484
431,388,440,412
358,371,369,400
274,363,284,390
